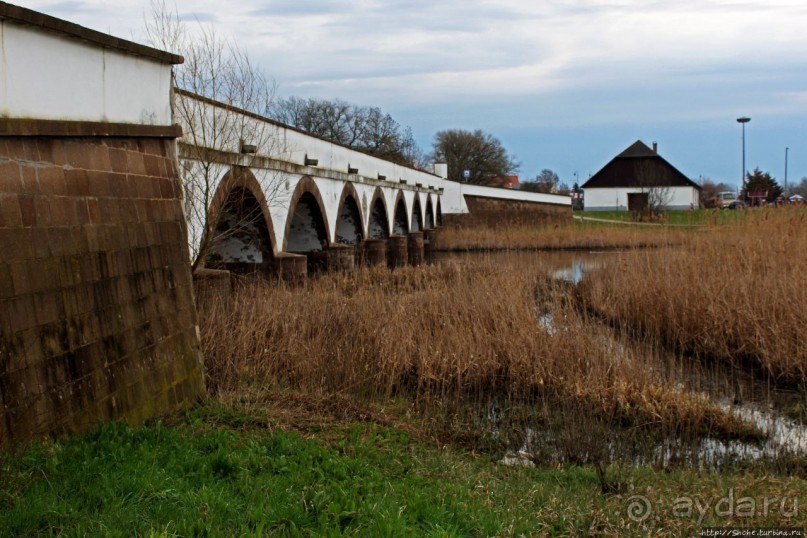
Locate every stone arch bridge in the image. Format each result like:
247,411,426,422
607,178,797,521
175,90,445,279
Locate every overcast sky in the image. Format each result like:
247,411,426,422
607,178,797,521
22,0,807,188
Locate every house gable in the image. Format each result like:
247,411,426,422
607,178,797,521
582,141,700,190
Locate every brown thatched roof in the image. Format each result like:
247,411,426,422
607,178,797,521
581,141,700,190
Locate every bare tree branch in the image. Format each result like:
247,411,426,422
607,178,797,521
271,96,423,167
146,0,282,271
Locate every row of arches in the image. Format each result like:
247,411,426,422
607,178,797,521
204,167,442,268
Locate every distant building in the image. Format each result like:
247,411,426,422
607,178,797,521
581,141,701,211
491,175,520,189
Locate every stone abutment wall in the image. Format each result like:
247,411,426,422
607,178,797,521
443,194,571,228
0,130,205,443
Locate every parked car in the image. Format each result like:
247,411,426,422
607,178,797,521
727,200,747,209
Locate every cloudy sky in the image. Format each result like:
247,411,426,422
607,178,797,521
22,0,807,188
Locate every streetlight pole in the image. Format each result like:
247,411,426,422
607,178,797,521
737,117,750,198
785,147,789,197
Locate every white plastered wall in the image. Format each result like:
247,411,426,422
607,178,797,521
0,22,173,125
583,186,700,211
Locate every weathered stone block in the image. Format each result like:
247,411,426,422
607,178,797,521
328,244,355,273
88,171,112,199
36,166,67,196
387,235,408,268
0,266,14,300
407,232,424,267
363,239,387,266
65,168,91,196
0,161,23,193
108,149,128,173
193,268,231,304
5,228,35,260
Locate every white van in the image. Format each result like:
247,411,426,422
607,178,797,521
717,191,738,208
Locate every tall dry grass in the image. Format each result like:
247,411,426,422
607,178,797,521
198,261,754,451
437,220,689,251
577,209,807,385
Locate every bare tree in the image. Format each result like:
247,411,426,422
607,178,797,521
634,161,673,216
791,177,807,197
145,1,282,270
429,129,519,185
521,169,560,193
271,96,422,167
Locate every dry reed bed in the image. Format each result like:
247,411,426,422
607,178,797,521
437,221,689,251
199,262,753,442
576,209,807,386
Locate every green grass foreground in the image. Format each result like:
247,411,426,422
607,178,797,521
572,208,747,226
1,397,804,537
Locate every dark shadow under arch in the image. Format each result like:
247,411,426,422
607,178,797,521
392,191,408,235
204,167,276,270
437,198,443,226
284,176,330,253
368,188,390,240
335,183,365,245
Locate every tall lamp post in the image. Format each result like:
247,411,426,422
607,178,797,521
737,116,750,198
785,147,789,197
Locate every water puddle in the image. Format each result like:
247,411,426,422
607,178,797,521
551,258,607,284
659,353,807,465
438,250,806,469
699,399,807,463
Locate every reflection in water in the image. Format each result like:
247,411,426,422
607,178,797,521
434,249,615,278
437,249,806,467
537,313,555,335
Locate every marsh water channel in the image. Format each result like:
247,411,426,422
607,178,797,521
435,249,807,469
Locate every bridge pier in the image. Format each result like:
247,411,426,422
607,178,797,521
328,244,355,273
193,268,232,303
213,262,273,278
423,228,438,264
387,235,408,268
274,253,308,283
353,242,365,266
407,232,424,266
424,228,438,252
303,251,329,274
363,239,388,266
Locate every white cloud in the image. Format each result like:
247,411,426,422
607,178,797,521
18,0,807,180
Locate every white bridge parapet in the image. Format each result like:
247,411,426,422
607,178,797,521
442,180,571,215
0,9,176,125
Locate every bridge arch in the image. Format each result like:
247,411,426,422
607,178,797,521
411,196,423,232
392,190,409,235
335,182,365,245
204,166,276,270
425,196,434,229
284,176,331,253
367,187,390,240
